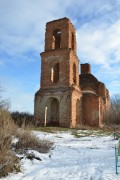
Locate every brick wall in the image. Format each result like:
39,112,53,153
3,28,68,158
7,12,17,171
34,17,110,128
82,93,100,126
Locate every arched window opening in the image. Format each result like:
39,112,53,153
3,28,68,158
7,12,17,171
52,36,55,49
51,63,59,83
54,63,59,83
73,63,76,84
51,67,54,82
71,33,74,50
52,29,61,49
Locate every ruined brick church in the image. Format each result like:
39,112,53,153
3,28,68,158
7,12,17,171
34,17,110,128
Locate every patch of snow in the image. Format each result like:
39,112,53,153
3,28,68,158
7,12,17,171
1,131,120,180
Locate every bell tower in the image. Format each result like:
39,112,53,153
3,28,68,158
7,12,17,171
34,17,82,128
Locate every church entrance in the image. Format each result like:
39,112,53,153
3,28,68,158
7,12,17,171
45,98,59,126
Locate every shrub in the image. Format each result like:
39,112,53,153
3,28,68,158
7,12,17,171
0,109,53,177
15,130,54,154
0,109,19,177
0,86,53,177
11,111,34,127
104,94,120,125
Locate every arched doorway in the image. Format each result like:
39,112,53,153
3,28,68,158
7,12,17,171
45,97,59,126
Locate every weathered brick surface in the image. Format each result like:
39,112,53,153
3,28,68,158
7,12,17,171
82,93,100,126
45,17,76,53
34,17,110,128
81,63,91,74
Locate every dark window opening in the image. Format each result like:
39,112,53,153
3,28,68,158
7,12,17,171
51,63,59,83
52,29,61,49
73,63,76,84
71,33,74,50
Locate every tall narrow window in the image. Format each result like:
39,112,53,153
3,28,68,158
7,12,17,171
54,63,59,83
51,63,59,83
51,67,54,82
71,33,74,50
52,36,55,49
73,63,76,84
52,29,61,49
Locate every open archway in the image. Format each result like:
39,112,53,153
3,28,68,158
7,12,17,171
45,97,59,126
52,29,61,49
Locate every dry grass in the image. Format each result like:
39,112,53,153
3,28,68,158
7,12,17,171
0,109,20,177
0,109,53,177
15,130,53,154
0,152,20,177
32,126,70,133
75,124,97,130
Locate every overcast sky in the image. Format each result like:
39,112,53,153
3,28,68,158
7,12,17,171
0,0,120,113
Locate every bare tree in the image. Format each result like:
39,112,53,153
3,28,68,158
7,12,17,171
0,85,10,109
103,94,120,125
110,94,120,124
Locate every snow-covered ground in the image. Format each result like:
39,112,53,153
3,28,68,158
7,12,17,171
2,130,120,180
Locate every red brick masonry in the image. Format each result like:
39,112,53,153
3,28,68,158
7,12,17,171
34,17,110,128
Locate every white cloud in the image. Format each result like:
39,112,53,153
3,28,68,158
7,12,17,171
0,77,35,113
77,19,120,65
0,0,120,60
0,0,61,59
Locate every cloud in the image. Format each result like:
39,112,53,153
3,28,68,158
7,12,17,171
0,76,35,113
0,0,59,58
77,19,120,64
1,0,119,61
72,0,120,96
